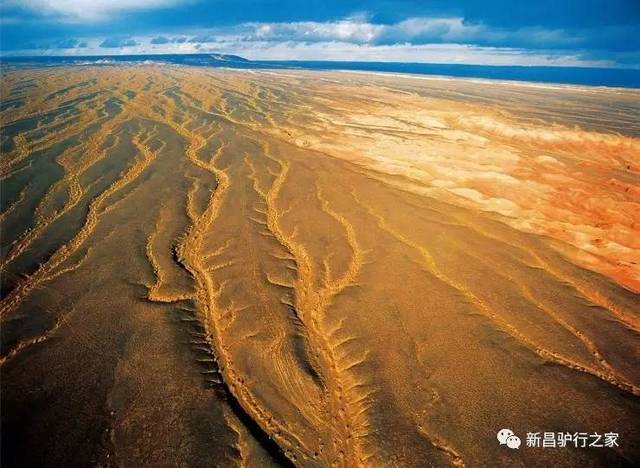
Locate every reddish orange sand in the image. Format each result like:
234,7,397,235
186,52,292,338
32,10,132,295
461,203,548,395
1,66,639,467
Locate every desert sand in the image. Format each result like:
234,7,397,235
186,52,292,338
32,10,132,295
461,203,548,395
1,65,639,467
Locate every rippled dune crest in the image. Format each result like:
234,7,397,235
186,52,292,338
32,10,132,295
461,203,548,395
1,66,639,467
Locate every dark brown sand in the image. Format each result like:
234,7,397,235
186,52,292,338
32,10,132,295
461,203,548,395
1,66,639,467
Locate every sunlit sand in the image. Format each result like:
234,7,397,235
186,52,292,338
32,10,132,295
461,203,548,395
1,65,639,466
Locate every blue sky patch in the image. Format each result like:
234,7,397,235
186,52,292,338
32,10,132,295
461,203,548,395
1,0,638,67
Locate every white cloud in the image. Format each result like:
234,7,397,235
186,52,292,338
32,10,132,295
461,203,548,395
1,14,611,67
9,37,612,68
250,20,384,44
238,17,578,50
380,17,487,43
223,41,608,67
7,0,190,21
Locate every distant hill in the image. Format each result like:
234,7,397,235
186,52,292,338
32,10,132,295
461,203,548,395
2,54,639,87
1,53,252,68
169,53,250,65
208,53,249,62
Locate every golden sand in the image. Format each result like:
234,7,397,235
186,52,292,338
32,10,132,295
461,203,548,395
1,66,639,466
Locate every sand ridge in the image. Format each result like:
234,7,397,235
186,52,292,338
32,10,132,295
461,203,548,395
1,65,639,467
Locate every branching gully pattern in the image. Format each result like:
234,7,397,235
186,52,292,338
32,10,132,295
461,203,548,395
1,66,639,466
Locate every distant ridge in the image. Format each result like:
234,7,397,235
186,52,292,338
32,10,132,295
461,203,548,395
1,53,251,67
2,53,639,88
208,53,249,62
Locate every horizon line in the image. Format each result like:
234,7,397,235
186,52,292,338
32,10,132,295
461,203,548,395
2,52,640,71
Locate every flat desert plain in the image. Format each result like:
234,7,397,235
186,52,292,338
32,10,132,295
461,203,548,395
1,66,639,467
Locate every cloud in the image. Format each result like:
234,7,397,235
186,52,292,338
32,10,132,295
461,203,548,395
7,0,191,22
56,38,80,48
241,17,590,51
34,35,610,68
151,36,189,44
249,20,382,44
1,10,636,67
100,37,139,48
215,41,612,67
188,35,217,43
1,0,636,68
3,37,83,50
579,49,640,67
151,36,170,44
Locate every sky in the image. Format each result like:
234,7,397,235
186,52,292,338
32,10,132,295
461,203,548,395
1,0,639,67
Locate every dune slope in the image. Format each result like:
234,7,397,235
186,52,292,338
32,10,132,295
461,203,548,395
1,66,639,467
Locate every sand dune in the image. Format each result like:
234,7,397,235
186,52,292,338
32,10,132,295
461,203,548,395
1,66,639,467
